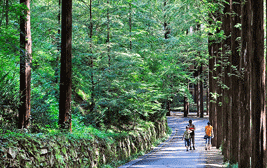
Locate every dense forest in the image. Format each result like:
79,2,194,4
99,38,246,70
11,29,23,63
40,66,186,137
1,0,267,167
0,0,208,133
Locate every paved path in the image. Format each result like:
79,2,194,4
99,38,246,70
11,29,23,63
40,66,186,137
119,113,226,168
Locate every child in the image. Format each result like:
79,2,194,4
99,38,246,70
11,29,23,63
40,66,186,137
182,126,192,151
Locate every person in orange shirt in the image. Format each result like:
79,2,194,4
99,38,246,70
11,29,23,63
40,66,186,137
205,121,213,150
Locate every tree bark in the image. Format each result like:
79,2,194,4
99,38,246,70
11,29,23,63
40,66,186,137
197,71,200,117
222,0,231,160
216,46,223,149
59,0,72,131
19,0,32,129
184,96,189,117
230,0,241,163
211,41,218,147
239,0,251,166
164,0,171,116
193,65,199,116
208,36,214,126
107,0,110,65
89,0,95,112
129,1,132,50
199,65,204,118
184,82,189,117
251,0,266,167
5,0,8,26
55,0,61,84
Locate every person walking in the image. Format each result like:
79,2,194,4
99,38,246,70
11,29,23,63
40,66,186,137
182,126,191,151
205,121,213,150
188,120,196,150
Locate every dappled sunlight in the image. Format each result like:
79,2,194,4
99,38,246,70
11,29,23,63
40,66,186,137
120,116,226,168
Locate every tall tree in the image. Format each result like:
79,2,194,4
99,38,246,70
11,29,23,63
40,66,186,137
19,0,32,129
55,0,61,84
230,0,241,163
211,40,218,147
5,0,8,26
129,0,132,50
251,0,266,167
199,65,204,118
239,0,251,166
184,83,189,117
221,0,231,160
89,0,95,112
216,49,223,149
164,0,171,116
59,0,72,131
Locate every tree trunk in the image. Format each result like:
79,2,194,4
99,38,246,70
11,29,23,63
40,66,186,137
19,0,32,129
129,1,132,50
55,0,61,84
5,0,8,26
184,96,189,117
222,0,231,160
230,0,241,163
206,87,209,116
216,43,223,149
239,0,251,166
59,0,72,131
164,0,171,116
251,0,266,167
194,66,199,116
197,73,200,117
208,36,214,125
184,82,189,117
163,0,170,39
199,65,204,118
211,42,218,147
107,0,110,65
89,0,95,112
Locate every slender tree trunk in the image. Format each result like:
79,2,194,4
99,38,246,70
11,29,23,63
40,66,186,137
5,0,8,26
89,0,95,112
184,96,189,117
164,0,171,116
212,42,218,147
239,0,251,166
55,0,61,84
194,66,199,116
230,0,241,163
19,0,32,129
208,36,214,125
197,72,200,117
107,0,110,65
222,0,231,160
217,40,223,149
59,0,72,131
199,65,204,118
251,0,266,167
129,1,132,50
184,81,189,117
194,65,199,117
206,87,209,116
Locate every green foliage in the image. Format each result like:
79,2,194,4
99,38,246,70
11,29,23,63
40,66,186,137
0,0,209,133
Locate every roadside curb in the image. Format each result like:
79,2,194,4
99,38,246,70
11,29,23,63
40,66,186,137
119,124,177,168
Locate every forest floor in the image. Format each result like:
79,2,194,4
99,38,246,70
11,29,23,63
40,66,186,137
119,112,226,168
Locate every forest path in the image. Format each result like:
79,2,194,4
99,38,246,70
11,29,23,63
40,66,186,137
119,112,226,168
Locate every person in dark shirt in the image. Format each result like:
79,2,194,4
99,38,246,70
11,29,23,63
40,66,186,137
188,120,196,150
